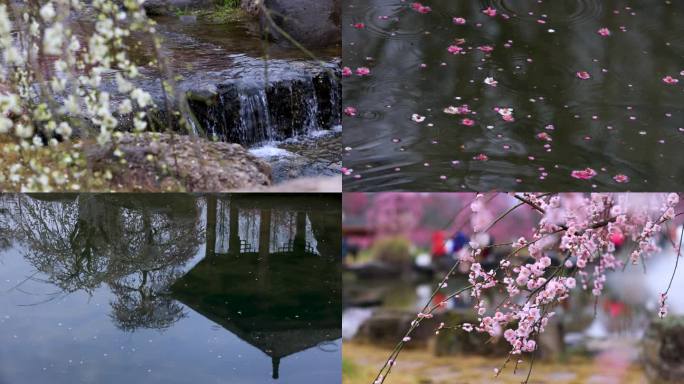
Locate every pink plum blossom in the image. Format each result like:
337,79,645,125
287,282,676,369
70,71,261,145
576,71,591,80
411,114,426,123
613,174,630,183
444,105,471,115
447,45,463,54
484,77,498,87
571,168,597,179
461,118,475,126
536,132,552,142
356,67,371,76
494,107,514,122
597,27,611,36
482,7,497,17
411,2,431,13
663,75,679,84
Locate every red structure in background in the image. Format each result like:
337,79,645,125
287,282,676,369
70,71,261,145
431,231,446,258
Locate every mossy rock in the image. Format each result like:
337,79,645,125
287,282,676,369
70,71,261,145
356,309,443,348
431,311,510,357
642,316,684,383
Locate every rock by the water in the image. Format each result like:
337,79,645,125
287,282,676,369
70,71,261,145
182,58,341,146
240,0,260,16
356,309,441,348
86,132,272,191
346,261,404,280
431,311,510,357
643,317,684,383
259,0,340,47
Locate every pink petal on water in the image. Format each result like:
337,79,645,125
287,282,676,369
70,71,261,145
571,168,597,180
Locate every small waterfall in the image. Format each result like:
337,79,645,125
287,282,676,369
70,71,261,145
237,89,273,144
187,65,341,147
301,79,319,134
328,73,341,126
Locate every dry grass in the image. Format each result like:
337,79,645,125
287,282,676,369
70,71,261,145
343,342,647,384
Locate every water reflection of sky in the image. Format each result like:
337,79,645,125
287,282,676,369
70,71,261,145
0,195,341,384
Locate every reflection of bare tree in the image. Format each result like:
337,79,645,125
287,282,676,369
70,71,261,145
0,195,15,253
109,272,186,332
7,194,203,331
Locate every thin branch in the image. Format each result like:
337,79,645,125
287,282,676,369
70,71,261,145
665,224,684,295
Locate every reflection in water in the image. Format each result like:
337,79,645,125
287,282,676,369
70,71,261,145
343,0,684,191
0,194,341,384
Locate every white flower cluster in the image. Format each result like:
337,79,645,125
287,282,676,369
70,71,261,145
0,0,164,191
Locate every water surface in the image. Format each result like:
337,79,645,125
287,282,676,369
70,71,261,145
342,0,684,191
0,194,341,384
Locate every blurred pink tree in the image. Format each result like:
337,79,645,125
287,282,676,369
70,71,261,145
366,193,425,238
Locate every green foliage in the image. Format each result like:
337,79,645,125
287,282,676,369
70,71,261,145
370,236,412,264
222,0,241,8
342,358,360,379
176,0,246,23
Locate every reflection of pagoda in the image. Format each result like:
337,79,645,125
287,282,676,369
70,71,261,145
172,195,341,379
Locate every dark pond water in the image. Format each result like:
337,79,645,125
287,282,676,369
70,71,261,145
342,0,684,191
0,194,341,384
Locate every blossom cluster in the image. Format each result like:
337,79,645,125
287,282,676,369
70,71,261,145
0,0,163,191
457,193,680,361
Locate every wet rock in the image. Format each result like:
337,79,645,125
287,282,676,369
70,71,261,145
259,0,340,47
240,0,260,17
260,133,341,182
109,58,340,147
313,69,342,127
183,59,341,146
643,316,684,383
537,316,565,360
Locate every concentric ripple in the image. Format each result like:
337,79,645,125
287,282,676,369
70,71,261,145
488,0,603,26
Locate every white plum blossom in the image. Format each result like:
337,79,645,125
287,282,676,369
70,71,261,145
56,122,72,138
14,123,34,139
118,99,133,115
0,0,164,190
43,23,65,55
0,117,12,133
40,3,57,22
116,73,134,93
0,94,21,114
3,46,24,65
131,88,153,108
133,116,147,131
